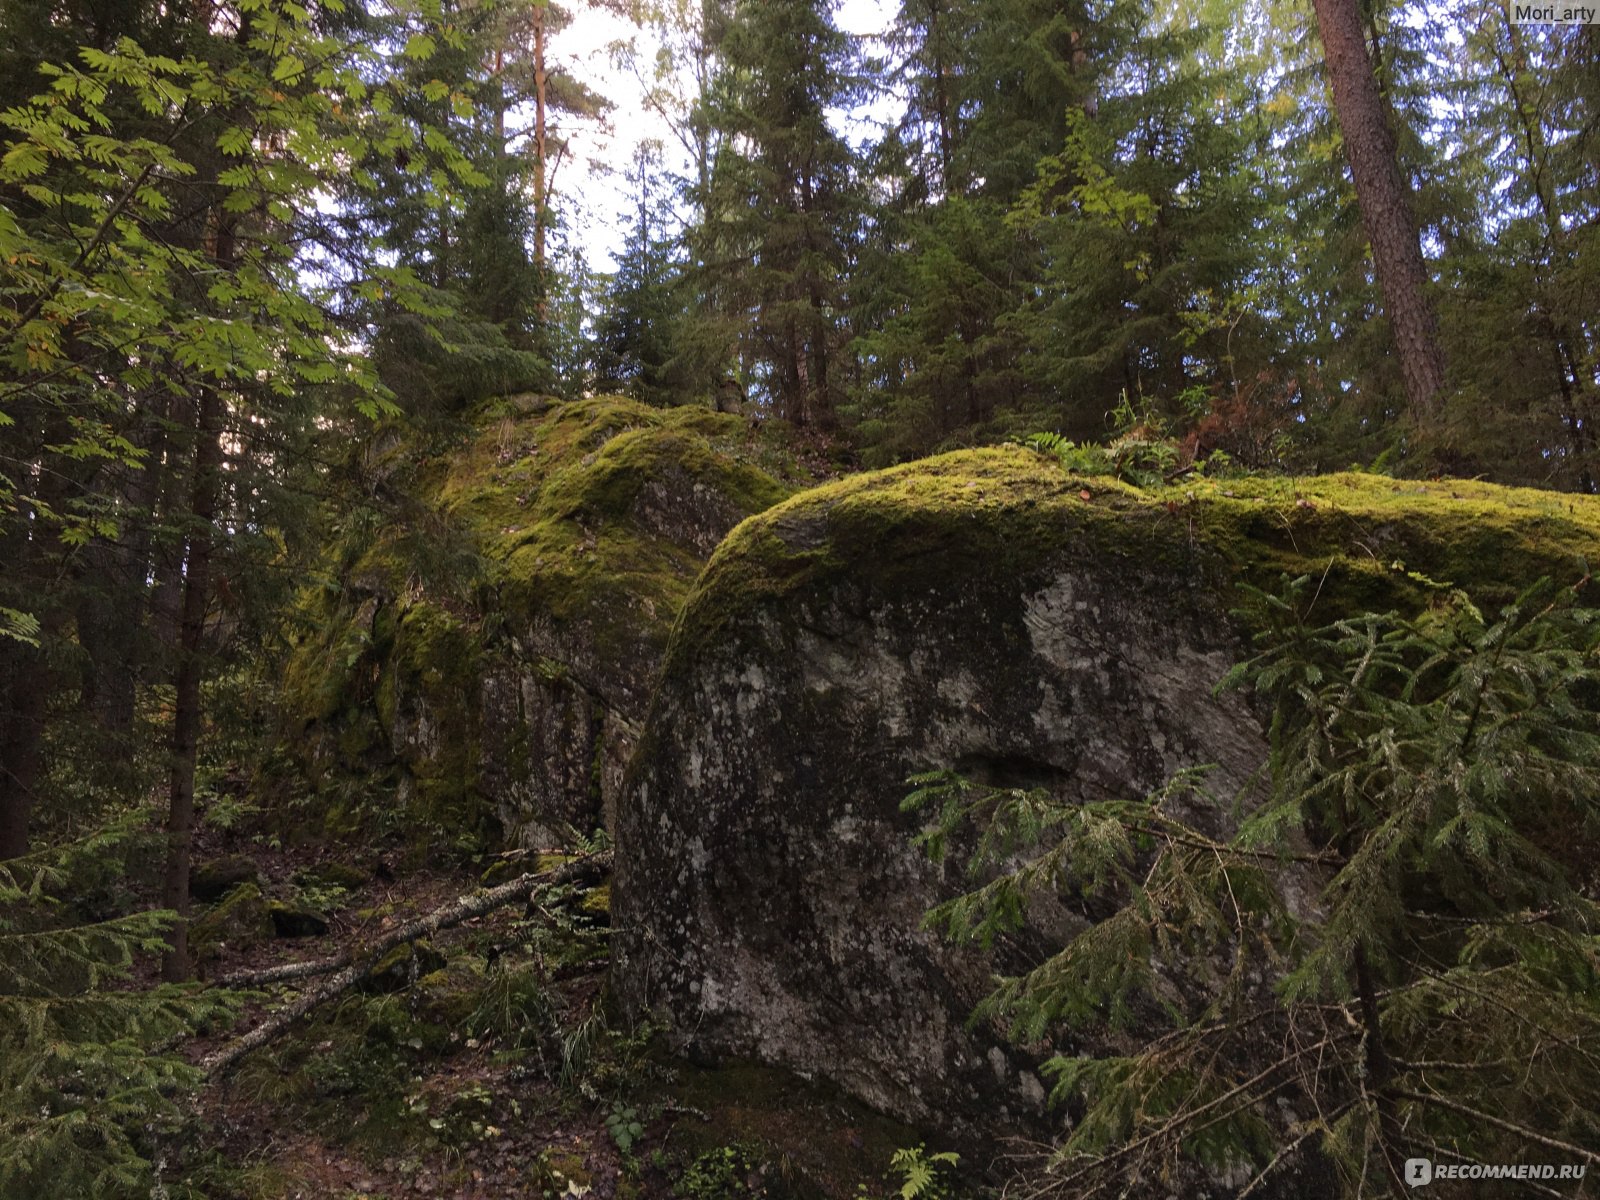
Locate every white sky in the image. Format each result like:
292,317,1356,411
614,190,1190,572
550,0,898,272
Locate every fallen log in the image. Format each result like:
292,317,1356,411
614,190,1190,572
201,851,612,1078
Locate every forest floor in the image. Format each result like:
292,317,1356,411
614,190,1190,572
166,816,929,1200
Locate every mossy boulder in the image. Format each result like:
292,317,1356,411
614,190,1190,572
191,883,273,958
360,939,448,993
276,395,821,849
613,448,1600,1152
268,900,330,938
191,854,260,903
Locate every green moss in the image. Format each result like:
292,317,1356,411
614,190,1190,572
661,1060,926,1200
191,882,272,957
273,394,822,848
580,883,610,917
362,939,448,994
191,854,260,903
390,601,478,691
278,598,375,726
293,862,371,890
431,396,812,660
266,900,329,938
414,958,488,1030
671,448,1600,670
539,1149,592,1191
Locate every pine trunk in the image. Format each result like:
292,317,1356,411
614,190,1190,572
533,5,548,276
0,421,69,861
0,643,45,860
1311,0,1445,419
161,217,234,983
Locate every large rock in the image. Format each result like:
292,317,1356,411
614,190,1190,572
613,449,1600,1148
276,395,821,847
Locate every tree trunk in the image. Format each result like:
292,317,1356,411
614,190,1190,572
533,3,548,276
160,385,224,982
0,642,46,860
76,420,161,765
161,217,234,983
927,0,953,189
0,415,71,861
1311,0,1446,419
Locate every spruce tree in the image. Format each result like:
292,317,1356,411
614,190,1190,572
701,0,863,427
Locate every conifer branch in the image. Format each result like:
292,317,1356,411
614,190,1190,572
1391,1091,1600,1164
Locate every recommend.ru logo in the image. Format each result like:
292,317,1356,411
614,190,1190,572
1404,1158,1588,1186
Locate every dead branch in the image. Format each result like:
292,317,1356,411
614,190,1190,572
201,851,612,1078
210,953,352,989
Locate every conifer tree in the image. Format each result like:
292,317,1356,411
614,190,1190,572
594,142,683,403
0,0,490,968
1310,0,1446,419
701,0,863,426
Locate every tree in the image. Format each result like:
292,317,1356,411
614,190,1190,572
1310,0,1446,420
701,0,863,426
337,0,550,417
1009,17,1275,436
908,575,1600,1195
0,824,240,1196
593,142,683,402
1426,13,1600,488
0,0,483,974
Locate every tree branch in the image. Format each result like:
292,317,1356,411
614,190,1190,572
201,851,611,1078
1391,1089,1600,1165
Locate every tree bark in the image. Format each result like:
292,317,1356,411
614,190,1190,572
533,3,549,276
161,217,234,983
1311,0,1446,420
0,414,71,861
0,642,46,860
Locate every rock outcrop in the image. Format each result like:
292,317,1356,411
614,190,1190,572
613,449,1600,1146
276,395,822,847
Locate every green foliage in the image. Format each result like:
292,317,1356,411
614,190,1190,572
675,1143,763,1200
605,1101,645,1153
0,824,241,1198
908,575,1600,1196
884,1146,960,1200
0,604,40,645
697,0,863,425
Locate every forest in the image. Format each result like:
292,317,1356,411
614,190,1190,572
2,0,1599,1196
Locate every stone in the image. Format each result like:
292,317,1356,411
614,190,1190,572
276,395,823,850
360,939,448,994
191,882,272,958
613,449,1600,1151
191,854,260,903
268,901,329,938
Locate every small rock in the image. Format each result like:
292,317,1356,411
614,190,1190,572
190,855,260,903
190,883,272,958
269,901,329,938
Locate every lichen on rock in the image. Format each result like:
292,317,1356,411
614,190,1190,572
273,394,819,850
613,446,1600,1147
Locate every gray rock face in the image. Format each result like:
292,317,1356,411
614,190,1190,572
279,396,807,848
478,662,601,848
614,493,1266,1144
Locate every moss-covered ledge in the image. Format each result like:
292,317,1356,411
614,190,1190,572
672,447,1600,667
618,449,1600,1156
271,393,826,850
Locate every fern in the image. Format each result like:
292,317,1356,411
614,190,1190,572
1013,432,1113,477
886,1145,960,1200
